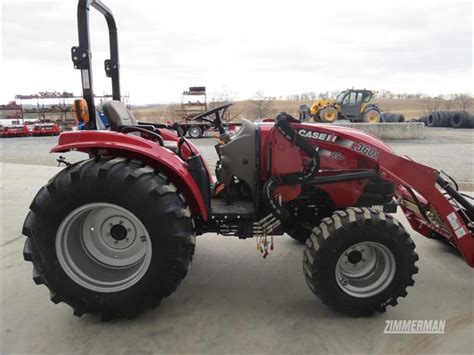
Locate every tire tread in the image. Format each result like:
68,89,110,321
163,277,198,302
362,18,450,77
303,207,418,316
22,157,196,320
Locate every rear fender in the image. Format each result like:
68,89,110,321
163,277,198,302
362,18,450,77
51,130,209,220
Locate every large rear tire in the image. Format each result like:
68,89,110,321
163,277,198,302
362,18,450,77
303,207,418,316
363,110,381,123
23,157,196,320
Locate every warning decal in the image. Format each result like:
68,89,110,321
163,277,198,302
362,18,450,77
447,212,467,239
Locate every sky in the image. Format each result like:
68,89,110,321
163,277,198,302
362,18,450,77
0,0,472,105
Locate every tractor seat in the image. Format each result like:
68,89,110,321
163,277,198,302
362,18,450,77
103,99,164,143
103,100,137,130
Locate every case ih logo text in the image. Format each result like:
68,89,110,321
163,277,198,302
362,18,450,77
384,320,446,334
298,129,337,142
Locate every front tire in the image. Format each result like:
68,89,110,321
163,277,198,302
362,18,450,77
22,157,196,320
303,207,418,316
319,106,338,123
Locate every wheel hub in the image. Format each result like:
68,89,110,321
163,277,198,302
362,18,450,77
110,224,127,241
335,241,396,298
347,249,363,264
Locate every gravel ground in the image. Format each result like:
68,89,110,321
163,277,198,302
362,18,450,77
1,127,472,188
389,128,473,190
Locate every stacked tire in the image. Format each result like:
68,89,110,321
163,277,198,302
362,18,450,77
381,112,405,123
449,112,473,128
426,111,473,128
427,111,448,127
418,116,428,125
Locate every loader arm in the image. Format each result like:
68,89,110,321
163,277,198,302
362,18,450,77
377,153,474,266
288,122,474,266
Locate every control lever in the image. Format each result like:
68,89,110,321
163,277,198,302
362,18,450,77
171,122,184,138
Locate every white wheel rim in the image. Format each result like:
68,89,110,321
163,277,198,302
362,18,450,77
189,127,201,138
56,203,152,293
335,241,396,298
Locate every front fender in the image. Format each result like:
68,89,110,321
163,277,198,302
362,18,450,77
363,104,380,113
51,130,209,220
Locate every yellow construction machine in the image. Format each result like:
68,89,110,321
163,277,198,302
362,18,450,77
309,89,381,123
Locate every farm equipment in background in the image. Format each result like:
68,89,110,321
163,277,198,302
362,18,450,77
147,119,240,138
31,122,61,136
0,122,61,138
176,86,208,119
22,0,474,321
0,123,30,138
309,89,381,123
169,87,236,138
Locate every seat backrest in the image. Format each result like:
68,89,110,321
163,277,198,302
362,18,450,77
103,100,137,130
72,98,90,124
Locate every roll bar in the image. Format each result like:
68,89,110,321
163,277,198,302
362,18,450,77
71,0,120,129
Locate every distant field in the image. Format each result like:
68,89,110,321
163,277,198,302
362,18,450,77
133,98,428,123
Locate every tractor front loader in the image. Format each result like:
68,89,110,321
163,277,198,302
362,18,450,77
22,0,473,321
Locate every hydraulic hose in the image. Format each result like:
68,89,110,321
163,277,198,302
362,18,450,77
263,112,320,220
437,175,474,219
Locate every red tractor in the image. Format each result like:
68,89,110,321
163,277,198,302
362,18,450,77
23,0,473,320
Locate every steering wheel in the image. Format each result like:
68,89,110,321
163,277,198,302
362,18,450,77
192,102,233,124
190,102,234,141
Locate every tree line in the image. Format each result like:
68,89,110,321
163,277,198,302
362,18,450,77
207,89,473,120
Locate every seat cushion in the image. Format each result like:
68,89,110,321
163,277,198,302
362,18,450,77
103,100,137,130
